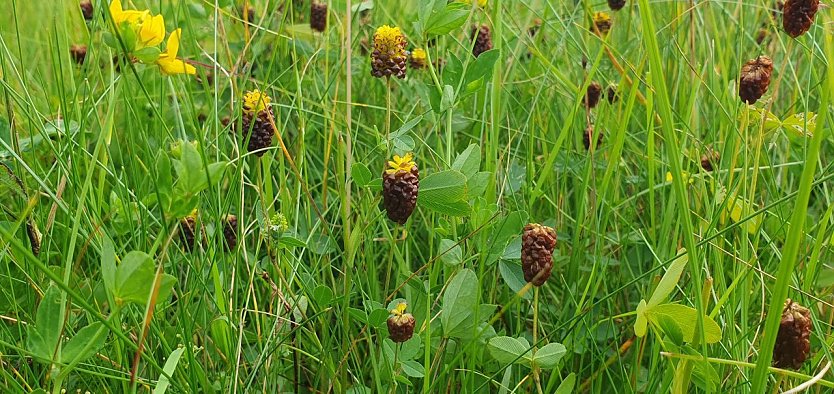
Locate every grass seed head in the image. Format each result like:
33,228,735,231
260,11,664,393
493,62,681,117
773,299,812,369
592,12,612,36
782,0,818,38
521,223,557,286
739,56,773,105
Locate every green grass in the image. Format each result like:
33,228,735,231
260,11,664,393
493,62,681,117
1,0,834,392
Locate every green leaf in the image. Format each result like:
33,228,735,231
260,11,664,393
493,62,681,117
442,54,463,88
418,170,470,216
425,3,469,36
452,144,481,178
467,172,491,199
440,84,456,112
394,115,423,137
498,260,531,300
351,163,373,187
439,239,463,266
783,112,816,141
487,336,532,366
155,152,172,211
153,347,186,394
61,322,107,364
134,46,161,64
690,352,720,392
27,285,63,362
654,312,683,345
179,141,203,195
401,360,425,378
101,235,116,297
634,299,648,337
486,211,527,264
533,342,566,369
647,249,688,307
555,373,577,394
646,304,722,344
115,251,176,306
312,285,334,307
465,49,500,85
441,268,478,337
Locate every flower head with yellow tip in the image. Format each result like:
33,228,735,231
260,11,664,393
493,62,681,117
371,25,407,79
592,12,612,35
385,153,416,175
243,90,272,114
388,302,414,326
410,48,427,69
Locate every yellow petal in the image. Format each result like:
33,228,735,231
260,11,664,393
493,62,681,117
139,14,165,48
110,0,144,24
165,28,182,58
157,57,196,75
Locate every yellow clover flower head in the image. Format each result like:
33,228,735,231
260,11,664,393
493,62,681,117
243,90,272,114
156,29,197,75
373,25,405,53
410,48,427,69
390,302,408,317
592,12,612,36
385,153,416,175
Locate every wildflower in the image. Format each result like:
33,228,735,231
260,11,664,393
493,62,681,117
592,12,612,36
608,0,627,11
471,24,493,58
700,148,720,172
773,299,812,370
387,302,416,343
382,153,419,224
240,90,275,156
585,82,602,109
70,45,88,65
410,48,427,69
607,83,619,104
371,25,407,79
583,124,603,151
521,223,557,286
156,29,196,75
80,0,94,21
461,0,487,6
310,1,327,32
136,14,165,50
179,210,200,252
739,56,773,104
109,0,145,26
782,0,818,38
223,214,238,251
665,171,693,184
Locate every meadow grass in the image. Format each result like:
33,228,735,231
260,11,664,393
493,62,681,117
1,0,834,392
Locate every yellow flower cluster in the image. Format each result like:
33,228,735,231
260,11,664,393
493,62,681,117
411,48,427,63
243,90,272,114
461,0,488,6
385,153,416,175
107,0,195,75
373,25,406,53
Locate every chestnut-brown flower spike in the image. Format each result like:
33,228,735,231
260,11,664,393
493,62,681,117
471,24,493,58
782,0,819,38
223,214,238,251
583,124,603,151
585,82,602,109
70,45,87,65
80,0,94,20
700,149,720,172
592,12,612,36
410,48,427,70
606,84,619,104
179,210,199,252
310,1,327,32
521,223,557,286
739,56,773,105
240,90,274,156
382,153,419,224
371,25,407,79
387,302,416,343
608,0,626,11
773,299,812,370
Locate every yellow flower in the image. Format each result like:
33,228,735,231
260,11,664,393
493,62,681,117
137,14,165,49
243,90,272,114
460,0,487,6
385,153,416,175
156,29,196,75
109,0,145,25
666,171,693,184
373,25,406,53
390,302,408,316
